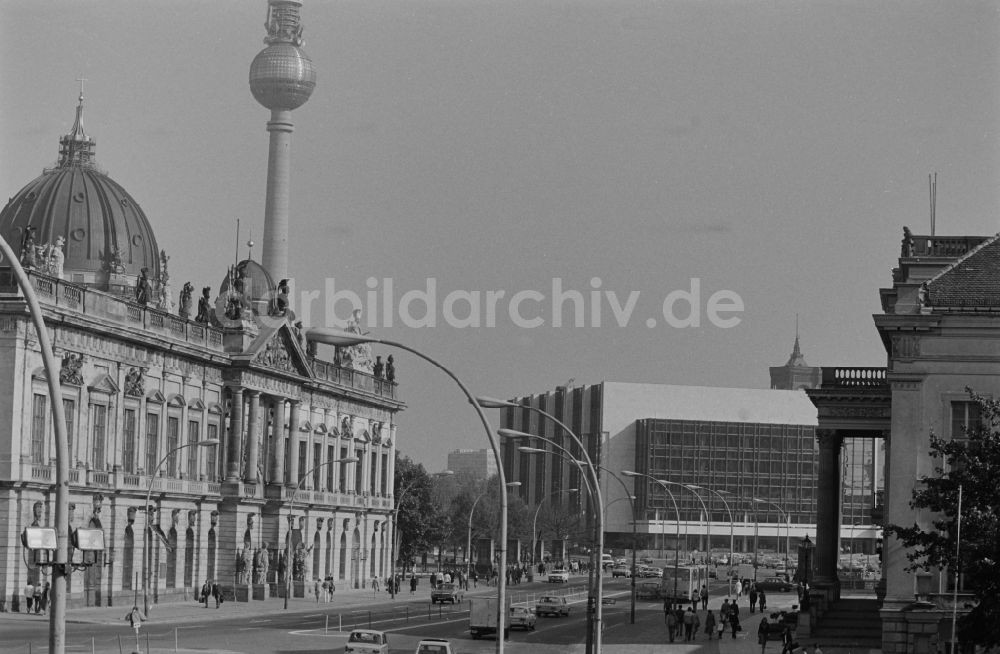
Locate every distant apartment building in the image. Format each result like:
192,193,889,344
446,448,497,480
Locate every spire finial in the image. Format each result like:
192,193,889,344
247,227,255,260
76,75,87,102
58,82,96,168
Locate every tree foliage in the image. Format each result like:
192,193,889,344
393,455,438,567
884,391,1000,646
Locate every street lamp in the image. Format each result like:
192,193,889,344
621,471,681,607
284,456,358,609
481,395,606,654
143,438,220,617
597,466,639,624
466,481,521,591
0,235,70,654
530,487,579,569
752,497,790,574
390,471,454,599
308,329,508,654
687,484,736,594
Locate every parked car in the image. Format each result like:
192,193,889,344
414,639,452,654
508,605,537,630
535,595,570,617
344,630,389,654
431,582,464,604
548,570,570,583
639,566,662,578
755,576,794,592
611,564,632,578
636,581,660,600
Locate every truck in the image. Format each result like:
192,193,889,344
468,597,509,640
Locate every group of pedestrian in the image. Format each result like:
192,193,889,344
198,579,222,608
314,576,336,601
733,577,768,614
22,581,49,615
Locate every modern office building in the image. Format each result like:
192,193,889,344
0,0,403,610
806,231,1000,651
445,448,497,480
499,382,819,559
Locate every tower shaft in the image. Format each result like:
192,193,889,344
262,110,294,282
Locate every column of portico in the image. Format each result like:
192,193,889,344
286,401,302,487
244,391,261,483
269,398,286,485
225,388,245,482
814,428,843,589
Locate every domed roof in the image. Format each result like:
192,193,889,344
0,93,160,283
220,259,279,309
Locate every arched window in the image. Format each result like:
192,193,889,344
166,528,178,588
122,526,135,590
207,528,217,581
184,528,195,587
339,532,347,580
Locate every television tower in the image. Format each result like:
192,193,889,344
249,0,316,282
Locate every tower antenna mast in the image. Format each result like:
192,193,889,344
929,172,937,237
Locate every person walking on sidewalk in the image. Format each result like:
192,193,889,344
32,583,41,613
759,588,768,612
410,575,417,594
700,584,709,610
211,580,222,608
201,579,211,608
683,606,695,641
704,610,716,640
315,578,322,602
749,584,759,613
38,581,50,615
665,605,678,642
23,583,34,614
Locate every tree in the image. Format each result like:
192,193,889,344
393,455,437,569
884,391,1000,647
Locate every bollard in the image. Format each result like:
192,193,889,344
325,615,329,634
175,627,178,652
92,636,96,654
118,633,124,654
368,610,372,629
339,614,343,632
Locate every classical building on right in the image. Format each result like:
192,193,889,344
805,231,1000,652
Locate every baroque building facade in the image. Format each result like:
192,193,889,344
0,0,403,611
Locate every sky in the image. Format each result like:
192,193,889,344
2,0,999,472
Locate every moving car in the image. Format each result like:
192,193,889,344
508,605,537,630
431,582,464,604
344,630,389,654
639,566,662,578
755,576,794,592
535,595,570,617
415,639,453,654
548,570,570,583
611,564,632,578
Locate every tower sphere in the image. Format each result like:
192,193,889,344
249,43,316,111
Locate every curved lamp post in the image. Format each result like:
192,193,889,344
284,456,358,609
621,471,682,606
466,481,521,591
660,481,711,591
143,439,220,617
308,330,508,654
689,485,736,594
753,497,790,573
0,235,70,654
597,466,639,624
480,396,605,654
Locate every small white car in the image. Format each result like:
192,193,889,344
535,595,570,617
548,570,570,583
415,638,453,654
509,605,537,630
344,629,388,654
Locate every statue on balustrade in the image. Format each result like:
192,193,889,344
44,237,65,279
195,286,212,323
19,225,37,270
179,282,194,319
135,268,152,306
373,356,384,379
385,355,395,383
901,226,914,257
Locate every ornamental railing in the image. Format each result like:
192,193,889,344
819,367,888,389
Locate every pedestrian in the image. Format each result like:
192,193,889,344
33,583,41,614
758,617,770,651
315,578,322,602
471,569,478,588
735,578,743,601
704,609,716,639
24,582,34,614
211,580,221,608
410,575,418,594
780,626,798,654
39,581,50,615
430,572,437,588
665,606,678,642
372,575,380,592
759,588,767,612
692,609,701,641
729,604,741,639
200,579,211,608
683,606,695,641
700,584,708,610
749,584,758,613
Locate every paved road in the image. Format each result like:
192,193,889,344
0,573,847,654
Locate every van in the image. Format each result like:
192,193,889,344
601,553,614,569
